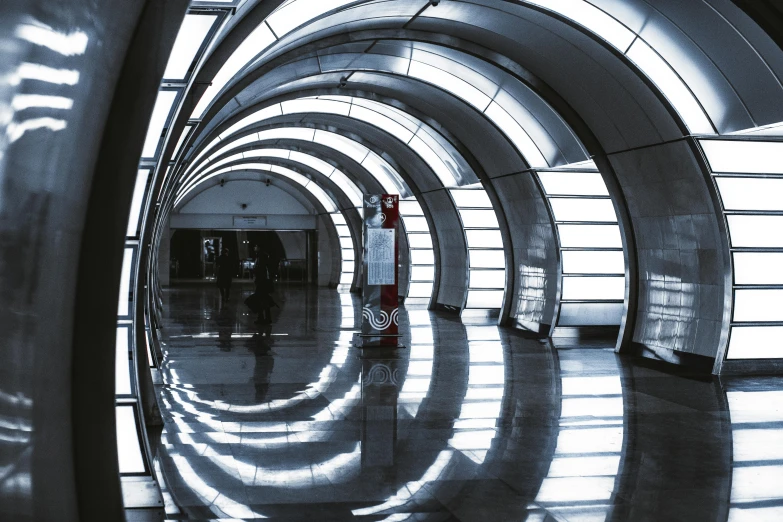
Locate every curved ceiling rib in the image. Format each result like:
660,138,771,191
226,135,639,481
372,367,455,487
189,95,481,188
176,124,444,304
173,30,641,326
191,0,783,149
140,0,783,368
192,39,589,170
182,94,517,313
158,33,619,330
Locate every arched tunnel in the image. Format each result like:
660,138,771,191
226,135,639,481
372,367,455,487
3,0,783,520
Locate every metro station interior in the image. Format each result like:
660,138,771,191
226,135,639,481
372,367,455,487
3,0,783,520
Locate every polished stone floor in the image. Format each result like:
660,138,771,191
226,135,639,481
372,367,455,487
152,283,783,521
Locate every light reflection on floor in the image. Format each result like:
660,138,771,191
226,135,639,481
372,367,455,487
151,283,783,521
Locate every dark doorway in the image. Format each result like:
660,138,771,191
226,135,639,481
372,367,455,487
169,230,312,282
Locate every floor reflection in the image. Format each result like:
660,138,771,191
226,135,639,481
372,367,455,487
532,349,624,521
152,283,783,521
725,379,783,522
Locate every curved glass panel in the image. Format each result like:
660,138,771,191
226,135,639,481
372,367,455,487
716,177,783,211
164,14,219,80
538,165,625,328
116,405,146,474
142,89,179,159
400,198,435,304
450,186,508,312
192,22,275,118
699,138,783,364
733,253,783,285
200,95,473,188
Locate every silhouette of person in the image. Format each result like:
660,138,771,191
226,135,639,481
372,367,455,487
253,245,274,324
216,247,233,302
248,326,275,402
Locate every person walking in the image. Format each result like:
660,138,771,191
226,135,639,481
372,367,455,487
253,245,273,324
216,247,233,302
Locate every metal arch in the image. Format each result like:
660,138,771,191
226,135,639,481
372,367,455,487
173,169,318,214
164,136,397,295
189,33,586,167
212,35,637,343
178,68,566,326
255,0,781,134
189,27,680,154
149,9,748,350
173,121,444,305
153,37,629,338
173,73,559,327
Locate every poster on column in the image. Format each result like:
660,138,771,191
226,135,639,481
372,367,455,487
361,194,401,346
367,228,395,286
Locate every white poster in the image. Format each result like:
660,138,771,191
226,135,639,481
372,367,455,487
367,228,395,285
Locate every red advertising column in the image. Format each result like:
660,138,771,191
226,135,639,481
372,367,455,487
359,194,402,347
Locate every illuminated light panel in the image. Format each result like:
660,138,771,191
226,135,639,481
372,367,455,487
466,229,503,249
468,250,505,269
469,270,506,289
118,248,134,317
266,0,357,38
549,198,617,222
727,215,783,248
116,406,146,474
562,251,624,275
127,169,151,237
191,22,275,118
164,14,218,80
408,60,492,111
716,177,783,211
733,289,783,322
701,140,783,174
142,90,179,158
523,0,635,52
538,171,609,196
172,124,193,159
733,253,783,285
561,276,625,301
702,139,783,364
115,328,132,396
